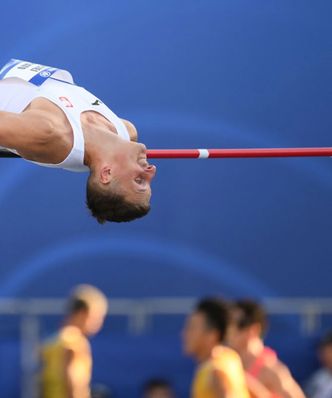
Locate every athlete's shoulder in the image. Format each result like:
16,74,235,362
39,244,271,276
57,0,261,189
212,344,241,358
211,345,243,368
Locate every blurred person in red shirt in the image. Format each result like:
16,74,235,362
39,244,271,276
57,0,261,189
227,299,305,398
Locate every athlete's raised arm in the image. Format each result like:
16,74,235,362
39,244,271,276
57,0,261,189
0,109,55,153
245,372,273,398
262,364,305,398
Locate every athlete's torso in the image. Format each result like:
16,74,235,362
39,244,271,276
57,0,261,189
41,326,92,398
246,347,281,398
0,59,130,172
192,345,250,398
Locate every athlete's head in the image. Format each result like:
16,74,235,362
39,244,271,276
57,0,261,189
86,140,156,223
182,297,230,360
227,299,268,351
66,284,108,336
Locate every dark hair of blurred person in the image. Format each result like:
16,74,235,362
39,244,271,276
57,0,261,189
305,331,332,398
182,297,250,398
143,378,175,398
40,285,108,398
233,299,268,335
227,299,305,398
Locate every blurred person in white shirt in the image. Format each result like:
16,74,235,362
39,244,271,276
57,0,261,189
306,332,332,398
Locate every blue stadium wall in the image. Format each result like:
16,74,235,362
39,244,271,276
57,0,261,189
0,1,331,397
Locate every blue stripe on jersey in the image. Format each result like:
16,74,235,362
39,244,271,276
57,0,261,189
29,67,58,86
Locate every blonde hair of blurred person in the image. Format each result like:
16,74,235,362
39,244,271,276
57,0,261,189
182,297,250,398
40,285,108,398
227,299,305,398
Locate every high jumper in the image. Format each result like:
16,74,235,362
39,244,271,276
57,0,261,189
0,59,156,223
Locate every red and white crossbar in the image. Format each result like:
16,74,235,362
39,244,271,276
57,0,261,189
0,147,332,159
146,148,332,159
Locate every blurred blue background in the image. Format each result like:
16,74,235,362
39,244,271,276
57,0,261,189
0,0,331,397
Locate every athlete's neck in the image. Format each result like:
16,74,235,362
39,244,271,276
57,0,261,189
82,110,118,134
63,318,85,334
240,337,264,366
196,344,221,363
81,113,119,170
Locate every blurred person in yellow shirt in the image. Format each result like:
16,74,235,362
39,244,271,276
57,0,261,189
40,285,108,398
182,297,250,398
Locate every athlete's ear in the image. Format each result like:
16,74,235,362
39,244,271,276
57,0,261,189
100,165,112,184
250,323,262,338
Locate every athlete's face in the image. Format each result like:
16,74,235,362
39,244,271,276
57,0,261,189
182,312,217,358
104,140,157,206
319,345,332,370
83,308,107,336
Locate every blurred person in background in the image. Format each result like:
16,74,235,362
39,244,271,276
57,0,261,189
227,299,305,398
305,331,332,398
40,285,108,398
182,297,250,398
142,378,176,398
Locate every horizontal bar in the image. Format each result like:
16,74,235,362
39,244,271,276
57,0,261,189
0,149,20,158
147,148,332,159
1,147,332,160
2,297,332,315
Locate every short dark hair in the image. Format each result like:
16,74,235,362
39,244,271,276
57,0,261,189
143,378,173,396
319,331,332,349
86,175,150,223
195,298,230,343
233,299,268,334
66,297,89,315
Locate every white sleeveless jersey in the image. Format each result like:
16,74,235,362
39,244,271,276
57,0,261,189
0,59,130,172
